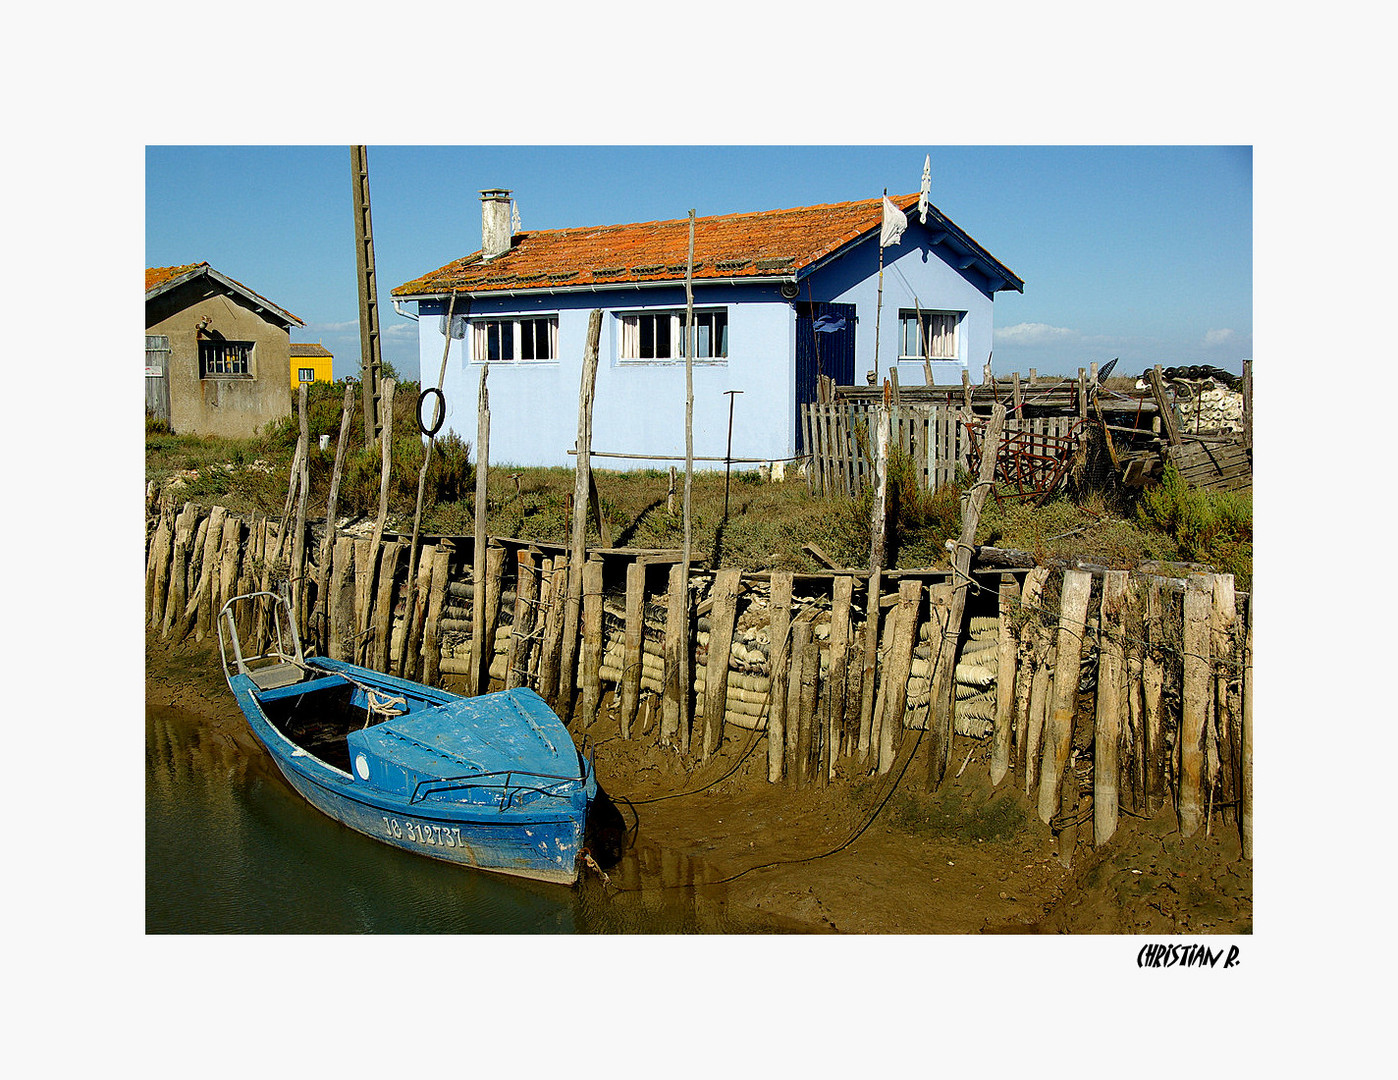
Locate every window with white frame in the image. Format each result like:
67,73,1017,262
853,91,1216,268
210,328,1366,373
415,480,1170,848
297,367,315,383
199,339,253,378
899,310,962,362
619,308,728,360
471,315,558,362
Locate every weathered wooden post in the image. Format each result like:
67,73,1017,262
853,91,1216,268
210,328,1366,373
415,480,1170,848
1037,569,1093,825
505,549,538,690
766,571,794,782
314,383,356,650
1094,570,1128,846
471,363,491,695
147,502,176,628
538,555,567,706
928,403,1007,789
827,574,854,775
328,534,356,662
787,618,812,783
619,561,646,738
990,572,1020,787
1179,577,1212,838
1211,574,1239,825
661,562,688,750
879,579,922,775
858,391,890,769
797,632,820,788
1014,567,1050,782
479,545,506,690
580,558,605,728
1241,591,1253,859
358,378,396,661
421,542,452,686
1141,577,1168,813
191,505,228,642
371,540,401,672
560,309,603,722
702,568,742,760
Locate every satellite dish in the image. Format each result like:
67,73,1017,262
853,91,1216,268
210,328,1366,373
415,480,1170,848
780,281,799,300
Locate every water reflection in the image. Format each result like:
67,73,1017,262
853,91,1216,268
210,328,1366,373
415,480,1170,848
146,705,808,934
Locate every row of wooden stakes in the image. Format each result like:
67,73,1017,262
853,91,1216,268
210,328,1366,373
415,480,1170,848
145,500,1253,858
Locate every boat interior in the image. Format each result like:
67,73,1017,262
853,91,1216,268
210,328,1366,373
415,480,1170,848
256,674,371,773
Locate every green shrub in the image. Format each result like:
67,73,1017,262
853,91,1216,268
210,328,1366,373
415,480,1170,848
1136,464,1252,581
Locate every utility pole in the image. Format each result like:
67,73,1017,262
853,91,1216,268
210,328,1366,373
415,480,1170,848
351,144,384,444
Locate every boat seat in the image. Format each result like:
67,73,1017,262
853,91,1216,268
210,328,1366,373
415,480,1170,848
249,663,307,691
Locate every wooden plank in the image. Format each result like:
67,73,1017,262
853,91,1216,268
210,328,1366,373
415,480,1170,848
479,545,506,692
352,538,372,663
788,619,813,786
1013,567,1050,783
329,535,357,663
856,569,882,764
147,502,176,628
579,558,605,728
701,568,742,759
827,574,854,772
766,571,794,782
528,557,554,686
879,579,922,775
990,572,1020,786
1037,569,1093,824
1179,577,1212,837
1211,574,1239,826
1094,570,1128,846
619,561,646,738
1148,365,1183,446
1141,577,1168,813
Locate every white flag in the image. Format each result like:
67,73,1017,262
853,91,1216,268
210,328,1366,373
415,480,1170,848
511,201,521,233
918,155,931,223
880,196,907,247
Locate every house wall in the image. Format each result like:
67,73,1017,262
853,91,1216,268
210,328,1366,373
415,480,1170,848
422,284,795,470
810,220,996,386
147,286,292,438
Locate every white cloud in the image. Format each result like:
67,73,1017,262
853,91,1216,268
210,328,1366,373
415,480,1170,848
1203,328,1234,347
995,322,1077,345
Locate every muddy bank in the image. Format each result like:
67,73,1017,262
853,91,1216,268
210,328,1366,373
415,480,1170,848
146,631,1251,934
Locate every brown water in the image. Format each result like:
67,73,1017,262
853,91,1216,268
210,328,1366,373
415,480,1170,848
145,703,809,933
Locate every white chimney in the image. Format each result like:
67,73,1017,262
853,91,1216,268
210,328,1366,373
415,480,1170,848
480,188,512,260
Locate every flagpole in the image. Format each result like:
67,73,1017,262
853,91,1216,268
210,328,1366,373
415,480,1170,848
874,187,886,383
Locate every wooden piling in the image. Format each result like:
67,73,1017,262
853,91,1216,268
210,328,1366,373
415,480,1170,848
148,503,176,629
537,555,567,706
352,538,372,663
314,383,356,649
1211,574,1239,826
471,363,491,695
480,545,506,691
290,384,311,635
929,403,1006,789
402,542,436,681
1094,570,1128,846
1025,647,1053,796
787,619,812,783
991,572,1020,787
879,579,922,775
528,558,554,687
371,541,401,672
619,561,646,738
421,543,452,686
1141,577,1168,813
328,535,356,662
661,562,688,749
1179,578,1211,838
1014,567,1050,783
702,568,742,759
856,571,882,764
1037,569,1092,825
827,575,854,775
216,514,241,624
505,549,538,690
191,505,227,642
766,571,793,782
796,633,820,788
1241,592,1253,860
580,559,605,728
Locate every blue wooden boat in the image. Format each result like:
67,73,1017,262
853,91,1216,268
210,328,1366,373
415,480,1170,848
217,591,598,885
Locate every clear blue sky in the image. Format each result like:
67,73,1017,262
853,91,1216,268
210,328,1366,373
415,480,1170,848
146,145,1251,383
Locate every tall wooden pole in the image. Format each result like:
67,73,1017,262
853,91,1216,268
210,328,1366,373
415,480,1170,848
351,144,384,443
873,187,886,382
678,210,697,746
559,310,603,719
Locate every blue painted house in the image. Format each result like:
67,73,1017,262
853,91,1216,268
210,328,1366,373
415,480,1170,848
391,189,1022,468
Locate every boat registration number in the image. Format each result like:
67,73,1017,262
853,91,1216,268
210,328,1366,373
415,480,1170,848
381,817,465,848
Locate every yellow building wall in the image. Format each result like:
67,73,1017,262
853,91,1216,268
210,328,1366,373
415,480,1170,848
290,353,334,390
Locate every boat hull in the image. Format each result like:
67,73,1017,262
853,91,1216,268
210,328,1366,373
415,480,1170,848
228,664,592,886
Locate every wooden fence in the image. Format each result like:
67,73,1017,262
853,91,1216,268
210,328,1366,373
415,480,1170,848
800,399,1084,497
146,500,1253,861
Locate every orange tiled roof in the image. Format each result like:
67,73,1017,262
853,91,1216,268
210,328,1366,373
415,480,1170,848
392,193,1021,298
145,261,303,325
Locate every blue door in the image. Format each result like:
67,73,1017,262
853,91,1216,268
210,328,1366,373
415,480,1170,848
794,301,856,453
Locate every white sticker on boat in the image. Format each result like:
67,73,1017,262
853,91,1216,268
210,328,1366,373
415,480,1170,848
355,754,370,780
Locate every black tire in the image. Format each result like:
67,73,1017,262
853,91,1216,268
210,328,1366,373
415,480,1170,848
417,387,445,437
